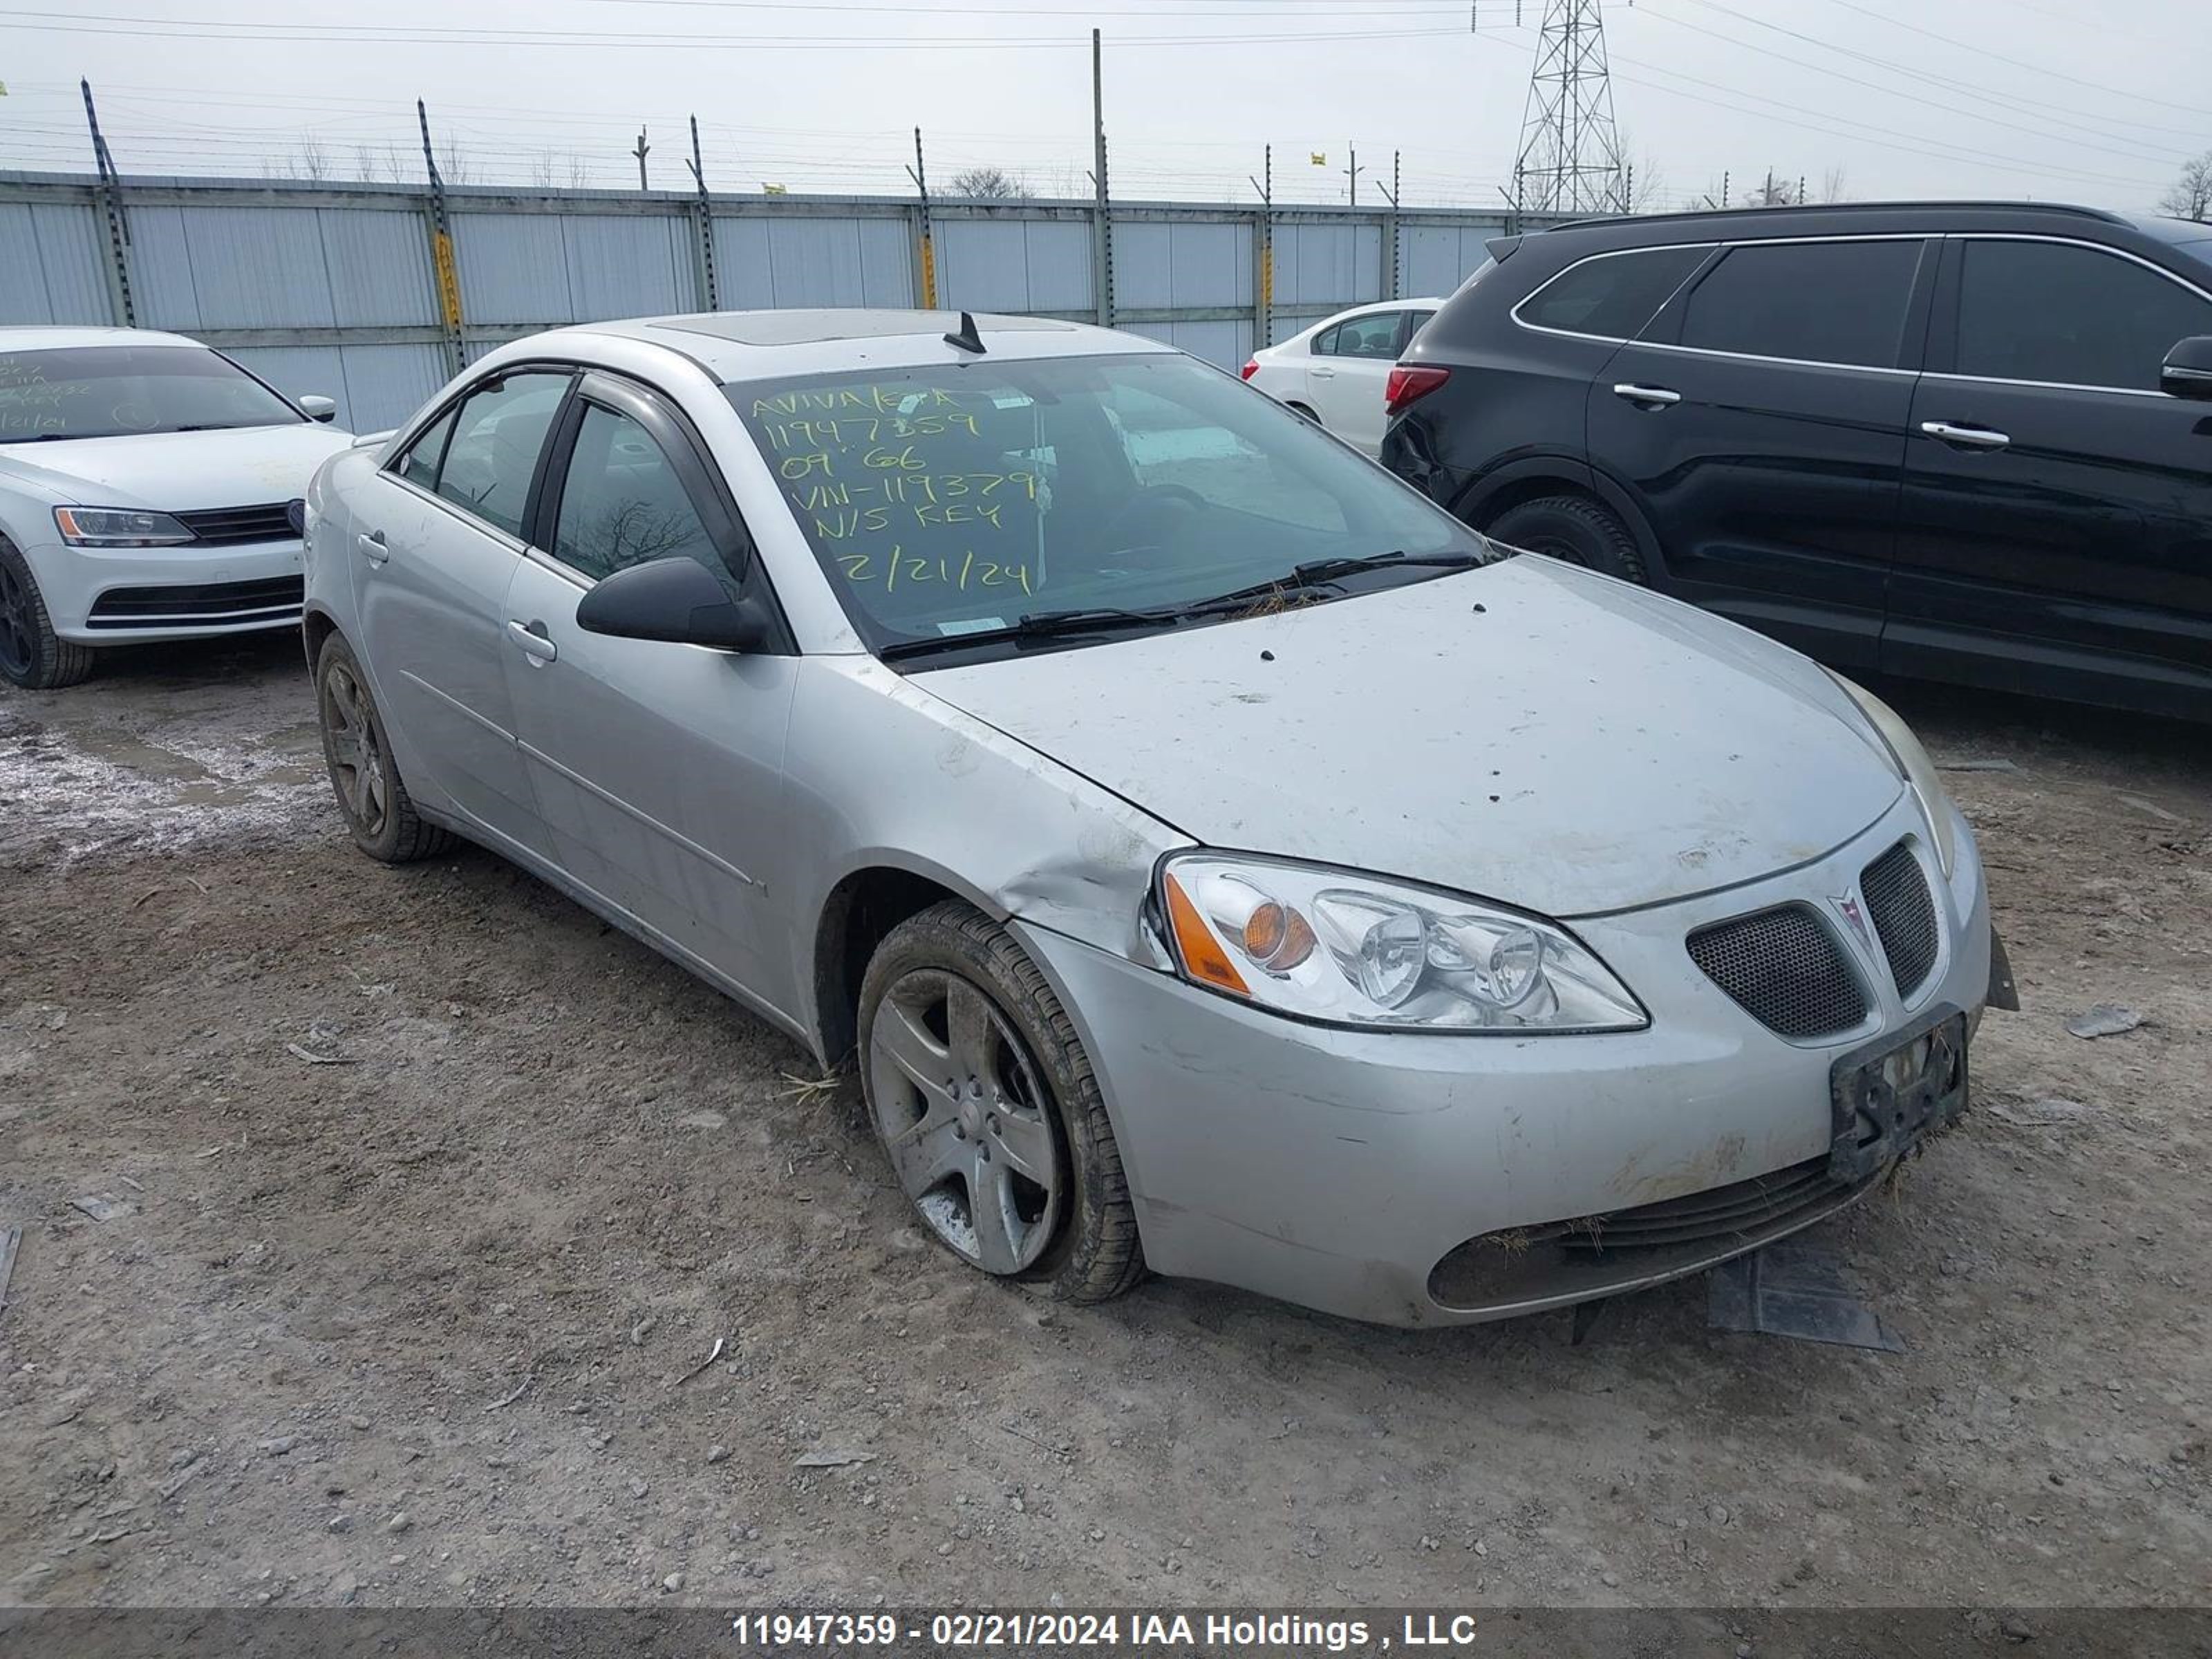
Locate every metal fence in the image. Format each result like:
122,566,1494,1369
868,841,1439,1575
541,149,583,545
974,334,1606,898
0,171,1539,431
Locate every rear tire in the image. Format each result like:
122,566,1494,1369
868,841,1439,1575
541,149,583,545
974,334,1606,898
1485,494,1648,583
314,633,456,863
0,540,97,690
1286,401,1322,426
858,900,1145,1304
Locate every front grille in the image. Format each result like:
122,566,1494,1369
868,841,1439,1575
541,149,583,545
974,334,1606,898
1862,839,1939,997
174,503,297,544
1687,904,1866,1039
86,575,304,628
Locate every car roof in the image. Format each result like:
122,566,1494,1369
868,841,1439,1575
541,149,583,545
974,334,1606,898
515,309,1166,383
0,326,206,352
1526,200,2200,256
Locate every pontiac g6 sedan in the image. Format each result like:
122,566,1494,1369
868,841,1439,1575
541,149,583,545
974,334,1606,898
301,308,2007,1327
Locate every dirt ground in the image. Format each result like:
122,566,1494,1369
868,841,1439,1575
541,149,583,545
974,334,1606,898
0,632,2206,1615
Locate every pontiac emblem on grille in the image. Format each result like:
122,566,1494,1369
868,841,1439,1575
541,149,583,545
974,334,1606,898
1833,891,1875,953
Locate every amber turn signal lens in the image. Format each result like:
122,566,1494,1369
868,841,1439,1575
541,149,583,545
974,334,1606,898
1163,873,1249,995
1242,901,1315,972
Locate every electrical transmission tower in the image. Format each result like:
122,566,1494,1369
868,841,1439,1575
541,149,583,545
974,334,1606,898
1512,0,1627,216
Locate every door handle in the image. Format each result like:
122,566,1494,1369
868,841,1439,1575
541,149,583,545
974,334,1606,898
1612,383,1681,408
1921,420,2011,451
1310,366,1337,379
354,529,389,563
506,619,557,663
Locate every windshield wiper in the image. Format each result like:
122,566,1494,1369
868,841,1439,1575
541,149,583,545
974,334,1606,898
1186,549,1488,617
877,606,1187,662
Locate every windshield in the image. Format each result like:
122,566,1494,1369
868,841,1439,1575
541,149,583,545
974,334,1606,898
727,352,1483,657
0,346,303,444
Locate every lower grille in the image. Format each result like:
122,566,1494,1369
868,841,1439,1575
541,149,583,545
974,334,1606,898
1426,1154,1875,1307
174,503,297,545
86,575,304,629
1559,1156,1853,1255
1862,839,1939,997
1687,903,1866,1039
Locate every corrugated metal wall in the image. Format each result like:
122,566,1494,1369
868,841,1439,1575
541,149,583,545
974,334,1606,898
0,174,1533,431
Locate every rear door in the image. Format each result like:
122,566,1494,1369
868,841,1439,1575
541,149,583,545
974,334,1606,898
500,371,801,1016
1890,235,2212,715
1586,236,1935,668
353,368,571,854
1306,309,1409,453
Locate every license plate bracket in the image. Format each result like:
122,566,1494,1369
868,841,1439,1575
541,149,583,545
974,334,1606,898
1828,1004,1968,1184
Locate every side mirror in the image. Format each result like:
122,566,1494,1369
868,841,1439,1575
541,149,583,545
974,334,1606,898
2160,336,2212,400
299,394,339,423
574,556,776,653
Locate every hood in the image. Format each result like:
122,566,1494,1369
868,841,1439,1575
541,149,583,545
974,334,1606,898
912,557,1904,918
0,424,355,512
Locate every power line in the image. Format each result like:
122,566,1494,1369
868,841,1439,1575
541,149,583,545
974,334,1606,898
0,9,1477,48
1815,0,2212,120
1644,0,2200,165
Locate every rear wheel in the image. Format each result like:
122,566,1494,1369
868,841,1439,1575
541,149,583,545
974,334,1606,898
1286,401,1322,425
315,633,455,863
0,541,96,690
1485,494,1647,583
859,901,1144,1303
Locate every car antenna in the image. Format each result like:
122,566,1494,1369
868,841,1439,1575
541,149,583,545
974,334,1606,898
943,310,986,354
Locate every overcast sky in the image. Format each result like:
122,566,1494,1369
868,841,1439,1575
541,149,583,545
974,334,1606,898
3,0,2206,214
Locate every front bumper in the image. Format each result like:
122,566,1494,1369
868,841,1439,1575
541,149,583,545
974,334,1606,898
1013,790,1991,1327
21,535,306,643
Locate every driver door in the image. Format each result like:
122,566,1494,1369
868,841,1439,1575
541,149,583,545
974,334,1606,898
500,371,803,1020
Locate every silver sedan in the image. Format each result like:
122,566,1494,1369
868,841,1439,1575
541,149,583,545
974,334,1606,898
301,308,2007,1327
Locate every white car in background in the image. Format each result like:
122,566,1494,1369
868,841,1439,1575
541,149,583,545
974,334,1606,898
0,327,352,689
1241,298,1442,455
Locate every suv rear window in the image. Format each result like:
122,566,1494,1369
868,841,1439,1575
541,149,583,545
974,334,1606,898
1516,245,1709,340
1679,239,1922,368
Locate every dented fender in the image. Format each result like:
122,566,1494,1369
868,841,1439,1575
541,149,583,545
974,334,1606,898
779,655,1188,1053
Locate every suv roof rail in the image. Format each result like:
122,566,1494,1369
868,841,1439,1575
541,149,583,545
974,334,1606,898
1544,200,2134,233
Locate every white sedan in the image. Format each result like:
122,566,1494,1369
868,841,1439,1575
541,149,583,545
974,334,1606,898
1241,298,1441,455
0,327,353,688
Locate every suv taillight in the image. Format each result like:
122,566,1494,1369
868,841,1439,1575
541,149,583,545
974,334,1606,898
1239,357,1259,381
1384,364,1450,415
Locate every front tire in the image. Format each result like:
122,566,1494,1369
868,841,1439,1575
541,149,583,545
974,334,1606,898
0,541,96,690
1485,494,1648,583
314,633,455,863
858,901,1144,1303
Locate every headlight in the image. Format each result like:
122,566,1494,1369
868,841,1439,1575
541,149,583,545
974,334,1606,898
53,507,194,548
1157,854,1645,1033
1827,672,1957,877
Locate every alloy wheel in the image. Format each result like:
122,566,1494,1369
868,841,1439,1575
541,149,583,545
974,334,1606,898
0,559,35,679
321,660,390,836
868,967,1064,1275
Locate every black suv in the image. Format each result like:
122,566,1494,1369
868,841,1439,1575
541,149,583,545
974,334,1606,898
1382,202,2212,720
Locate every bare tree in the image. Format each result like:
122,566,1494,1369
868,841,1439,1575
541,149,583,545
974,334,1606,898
436,141,474,186
565,153,592,189
1743,169,1801,209
2162,151,2212,222
1615,131,1667,214
276,136,331,181
946,165,1027,199
528,152,559,188
1817,166,1850,205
